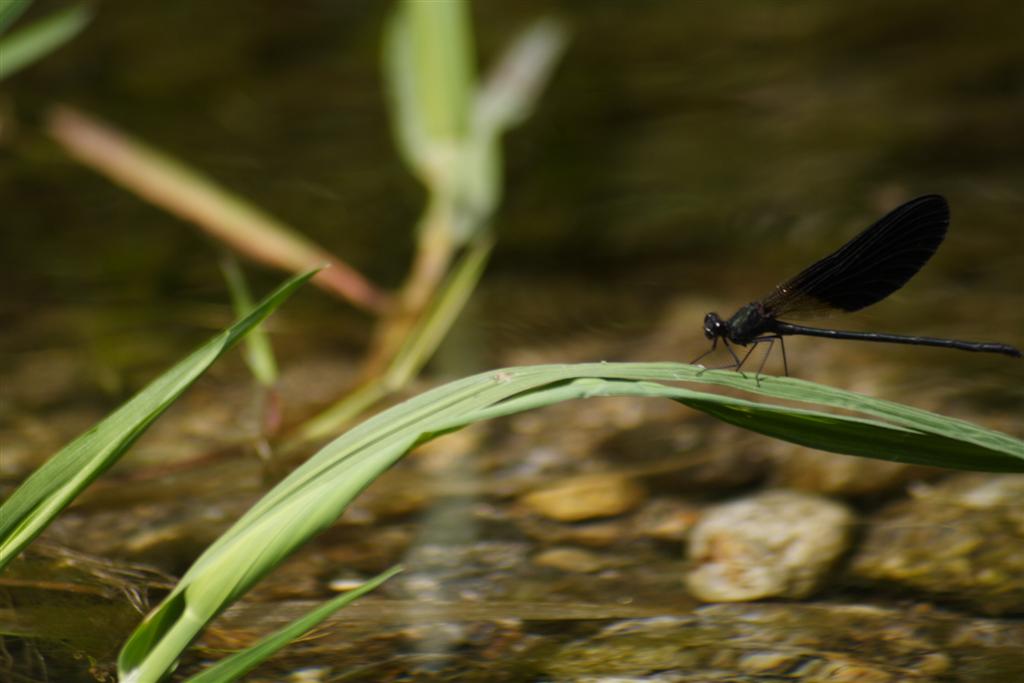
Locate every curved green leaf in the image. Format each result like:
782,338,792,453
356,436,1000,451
119,362,1022,681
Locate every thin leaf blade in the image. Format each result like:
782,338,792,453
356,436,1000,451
184,567,402,683
0,0,33,35
0,270,316,570
0,4,90,81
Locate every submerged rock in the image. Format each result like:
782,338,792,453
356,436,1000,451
685,489,854,601
850,473,1024,615
520,473,647,522
543,603,1024,682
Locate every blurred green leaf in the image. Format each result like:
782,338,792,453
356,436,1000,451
185,566,402,683
385,10,567,243
221,255,278,386
405,0,475,146
457,17,567,238
387,234,494,385
0,4,90,81
292,235,496,445
475,18,567,133
348,8,566,449
383,0,476,184
382,5,429,181
0,0,33,35
0,270,316,571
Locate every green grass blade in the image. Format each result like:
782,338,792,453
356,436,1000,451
288,236,494,445
474,18,568,132
184,566,402,683
404,0,475,145
0,4,90,80
387,234,494,386
220,255,278,386
0,0,33,35
118,361,1021,682
382,0,475,181
0,270,316,571
381,5,426,179
662,367,1024,457
449,375,1020,471
458,18,567,227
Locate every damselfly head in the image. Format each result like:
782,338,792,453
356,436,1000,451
703,312,726,340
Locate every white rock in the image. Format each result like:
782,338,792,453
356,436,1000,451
685,489,854,601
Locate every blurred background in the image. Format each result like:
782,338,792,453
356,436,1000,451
4,1,1022,347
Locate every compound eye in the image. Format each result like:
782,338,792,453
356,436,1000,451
702,312,723,339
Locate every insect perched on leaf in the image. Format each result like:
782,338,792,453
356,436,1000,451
693,195,1022,380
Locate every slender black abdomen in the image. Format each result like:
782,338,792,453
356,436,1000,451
695,195,1023,373
772,321,1021,357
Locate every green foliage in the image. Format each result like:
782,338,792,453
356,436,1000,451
220,255,278,387
0,0,34,34
118,361,1022,681
0,270,316,571
183,566,402,683
0,2,90,81
383,0,566,243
